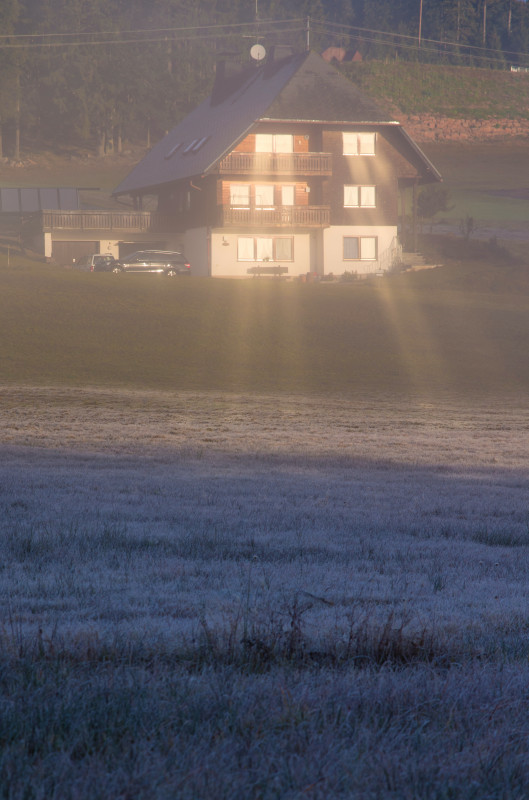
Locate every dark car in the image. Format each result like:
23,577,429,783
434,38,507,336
112,250,191,276
72,253,117,272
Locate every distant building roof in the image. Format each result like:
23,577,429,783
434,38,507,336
0,187,80,213
114,50,440,196
321,47,363,63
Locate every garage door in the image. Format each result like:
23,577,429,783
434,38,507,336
52,241,99,265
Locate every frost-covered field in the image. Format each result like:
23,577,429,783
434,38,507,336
2,386,529,798
2,385,529,655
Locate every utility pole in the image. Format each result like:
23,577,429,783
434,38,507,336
483,0,487,46
418,0,423,48
306,16,310,51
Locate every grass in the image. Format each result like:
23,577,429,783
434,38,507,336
421,141,529,226
2,389,529,797
2,135,529,794
2,238,529,399
4,656,529,798
342,61,529,119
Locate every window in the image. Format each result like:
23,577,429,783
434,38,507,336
343,132,376,155
275,238,293,260
230,184,250,207
237,236,293,261
255,133,294,153
255,185,275,207
192,136,210,151
344,185,376,208
281,186,295,206
237,237,254,260
256,238,274,261
343,236,377,260
164,142,181,159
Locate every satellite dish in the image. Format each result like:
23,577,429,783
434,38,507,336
250,43,266,62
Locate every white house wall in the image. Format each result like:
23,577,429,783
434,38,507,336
184,226,399,278
323,225,398,276
209,231,311,278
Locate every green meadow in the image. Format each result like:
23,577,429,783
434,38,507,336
1,239,529,399
421,141,529,226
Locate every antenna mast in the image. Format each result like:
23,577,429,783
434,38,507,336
249,0,266,62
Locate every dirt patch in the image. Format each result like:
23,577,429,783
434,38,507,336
398,113,529,143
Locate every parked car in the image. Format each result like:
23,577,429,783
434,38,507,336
72,253,117,272
112,250,191,276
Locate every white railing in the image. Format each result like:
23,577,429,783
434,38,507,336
378,236,402,272
41,210,173,232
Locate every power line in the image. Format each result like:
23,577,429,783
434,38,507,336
318,18,529,61
0,17,304,42
0,14,528,67
311,19,529,66
0,26,305,50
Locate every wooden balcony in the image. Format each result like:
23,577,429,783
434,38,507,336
219,205,330,228
217,152,332,176
41,210,174,233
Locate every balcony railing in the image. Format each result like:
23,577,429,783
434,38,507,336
217,152,332,176
219,205,330,227
41,210,174,233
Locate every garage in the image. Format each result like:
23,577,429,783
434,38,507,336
52,241,100,265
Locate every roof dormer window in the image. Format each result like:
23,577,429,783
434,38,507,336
183,139,199,153
192,136,210,151
164,143,182,159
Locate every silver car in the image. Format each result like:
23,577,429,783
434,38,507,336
72,253,117,272
112,250,191,276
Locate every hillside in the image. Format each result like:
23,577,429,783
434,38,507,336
1,60,528,171
341,60,529,141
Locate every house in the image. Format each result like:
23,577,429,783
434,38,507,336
321,47,363,63
20,192,167,265
0,187,82,261
110,49,441,278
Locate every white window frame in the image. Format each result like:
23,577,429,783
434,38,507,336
281,185,295,206
230,184,250,207
343,132,376,156
344,185,376,208
274,237,294,261
237,237,255,261
255,185,275,208
255,133,294,153
237,236,294,262
343,236,378,261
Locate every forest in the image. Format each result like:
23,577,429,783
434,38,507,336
1,0,529,157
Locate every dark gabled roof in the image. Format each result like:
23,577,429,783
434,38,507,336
262,51,392,123
114,51,439,196
114,52,309,196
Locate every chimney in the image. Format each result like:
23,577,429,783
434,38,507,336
212,55,248,104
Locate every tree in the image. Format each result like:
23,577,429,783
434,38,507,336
417,184,453,231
